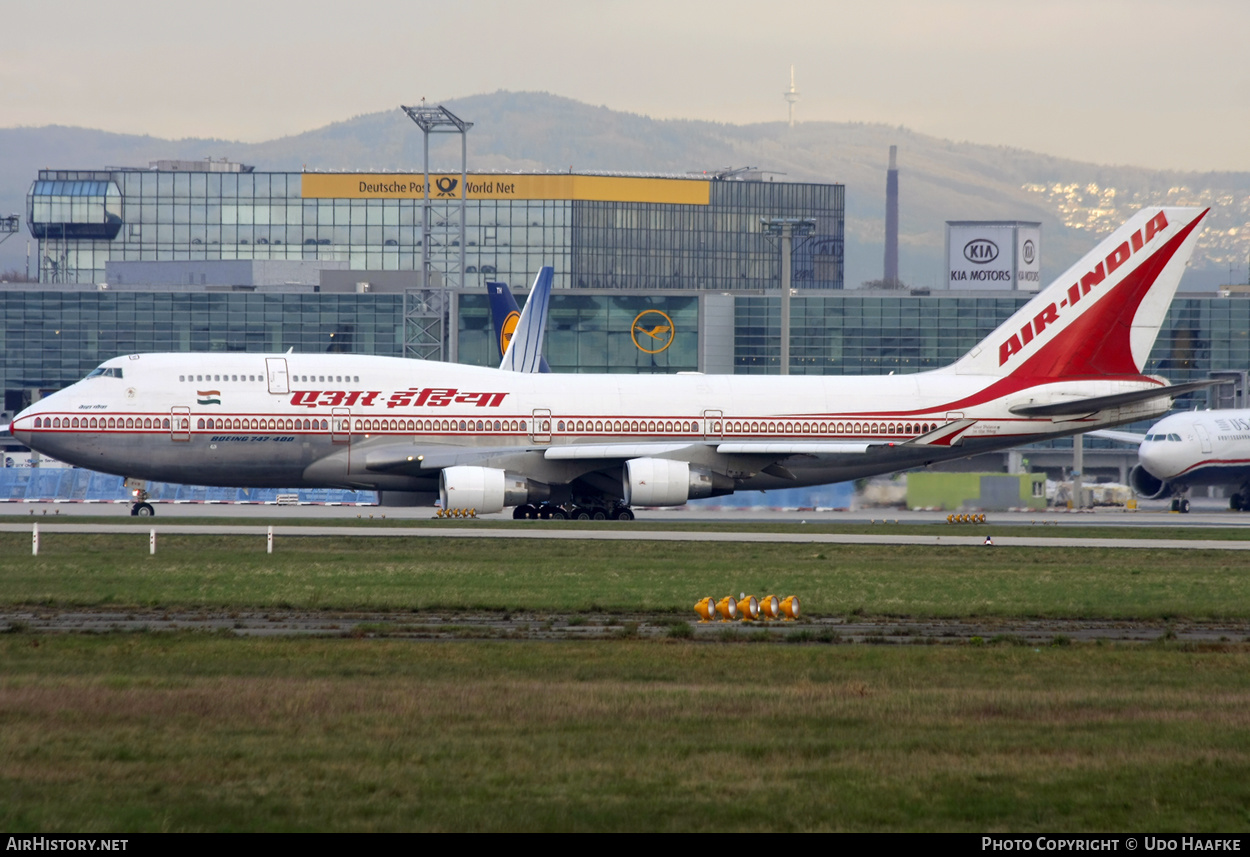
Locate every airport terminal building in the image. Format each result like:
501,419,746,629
27,163,845,292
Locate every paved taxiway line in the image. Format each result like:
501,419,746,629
4,522,1250,550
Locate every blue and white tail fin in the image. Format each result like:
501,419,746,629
487,281,523,363
940,207,1209,380
499,266,554,374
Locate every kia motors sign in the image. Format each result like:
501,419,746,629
946,221,1041,291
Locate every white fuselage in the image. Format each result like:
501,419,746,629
13,351,1171,500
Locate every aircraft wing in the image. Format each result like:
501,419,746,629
1088,429,1146,445
1007,380,1223,417
357,436,897,479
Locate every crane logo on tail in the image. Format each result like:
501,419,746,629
499,311,520,355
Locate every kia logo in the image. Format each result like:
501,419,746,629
964,239,999,264
1022,239,1036,265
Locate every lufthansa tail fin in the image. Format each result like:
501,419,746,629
488,274,552,373
487,281,522,363
940,207,1209,379
500,266,554,374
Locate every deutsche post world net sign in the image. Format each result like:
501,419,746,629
301,174,710,206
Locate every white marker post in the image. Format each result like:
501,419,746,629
267,526,273,554
32,523,38,556
150,529,156,555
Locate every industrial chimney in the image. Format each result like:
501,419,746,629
883,146,899,287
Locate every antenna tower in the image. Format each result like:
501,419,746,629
783,66,800,127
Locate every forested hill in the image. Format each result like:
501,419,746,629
2,91,1245,289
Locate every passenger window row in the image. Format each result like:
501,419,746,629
34,414,940,439
199,417,327,431
36,416,170,430
550,419,938,436
356,418,527,433
180,374,261,383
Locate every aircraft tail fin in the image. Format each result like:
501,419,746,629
487,281,522,363
939,207,1209,380
500,266,554,373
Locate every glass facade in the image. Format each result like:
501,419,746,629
28,169,844,292
0,291,402,414
457,292,701,374
571,182,843,291
732,293,1250,411
9,164,1245,436
5,289,1243,421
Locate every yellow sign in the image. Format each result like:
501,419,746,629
301,173,709,205
631,309,675,354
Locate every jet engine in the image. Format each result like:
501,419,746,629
622,458,733,507
1128,464,1170,500
438,466,550,514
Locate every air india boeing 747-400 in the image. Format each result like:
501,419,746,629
11,207,1211,519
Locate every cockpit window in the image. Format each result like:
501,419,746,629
86,366,123,379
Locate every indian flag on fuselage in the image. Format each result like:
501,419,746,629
197,390,221,406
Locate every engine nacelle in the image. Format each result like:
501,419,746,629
622,458,733,507
439,466,550,514
1128,464,1171,500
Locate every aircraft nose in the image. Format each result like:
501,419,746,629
1138,437,1178,481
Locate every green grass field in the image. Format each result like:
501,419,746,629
3,526,1250,831
2,531,1250,619
3,636,1249,832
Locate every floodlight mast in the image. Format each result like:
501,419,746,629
401,104,473,291
0,214,18,247
401,104,473,361
761,217,816,375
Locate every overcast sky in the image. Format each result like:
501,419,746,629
4,0,1247,172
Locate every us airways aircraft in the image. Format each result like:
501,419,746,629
11,207,1211,519
1122,409,1250,513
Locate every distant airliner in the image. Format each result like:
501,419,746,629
11,207,1211,520
1116,408,1250,513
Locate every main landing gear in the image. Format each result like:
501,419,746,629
512,503,635,521
129,488,155,517
1229,486,1250,512
1170,497,1191,514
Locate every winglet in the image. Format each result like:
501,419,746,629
500,266,554,373
941,207,1209,380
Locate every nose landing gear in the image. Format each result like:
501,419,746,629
129,488,155,517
